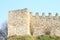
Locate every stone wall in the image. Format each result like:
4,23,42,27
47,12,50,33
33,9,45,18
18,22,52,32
8,8,60,37
8,8,30,36
31,13,60,36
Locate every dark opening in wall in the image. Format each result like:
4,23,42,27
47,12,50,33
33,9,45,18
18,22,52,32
45,31,50,35
44,28,51,35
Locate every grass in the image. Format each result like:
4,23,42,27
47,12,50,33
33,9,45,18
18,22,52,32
7,35,60,40
7,35,33,40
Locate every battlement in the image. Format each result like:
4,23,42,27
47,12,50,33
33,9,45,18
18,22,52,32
9,8,60,17
31,12,59,17
8,8,29,16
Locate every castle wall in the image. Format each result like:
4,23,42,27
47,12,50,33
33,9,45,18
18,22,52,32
8,8,60,36
30,13,60,36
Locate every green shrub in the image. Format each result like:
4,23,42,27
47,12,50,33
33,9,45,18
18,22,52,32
7,35,60,40
37,35,60,40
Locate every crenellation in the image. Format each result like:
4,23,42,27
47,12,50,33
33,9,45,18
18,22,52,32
21,8,28,13
35,12,39,16
55,13,59,19
49,13,52,17
55,13,58,16
35,12,40,20
42,12,45,17
8,8,60,37
8,11,11,13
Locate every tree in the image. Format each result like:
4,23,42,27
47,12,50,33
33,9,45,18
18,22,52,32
0,21,8,38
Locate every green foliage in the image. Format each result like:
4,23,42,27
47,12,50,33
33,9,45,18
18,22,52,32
7,35,23,40
37,35,60,40
25,35,33,40
7,35,60,40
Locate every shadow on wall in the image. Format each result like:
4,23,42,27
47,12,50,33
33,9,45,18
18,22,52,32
0,21,8,40
44,27,51,35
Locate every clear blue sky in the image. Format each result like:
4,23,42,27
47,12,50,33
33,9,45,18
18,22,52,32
0,0,60,25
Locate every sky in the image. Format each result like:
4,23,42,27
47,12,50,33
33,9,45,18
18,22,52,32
0,0,60,26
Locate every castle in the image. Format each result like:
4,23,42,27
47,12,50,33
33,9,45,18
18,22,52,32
8,8,60,37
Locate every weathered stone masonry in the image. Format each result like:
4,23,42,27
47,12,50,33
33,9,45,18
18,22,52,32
8,8,60,37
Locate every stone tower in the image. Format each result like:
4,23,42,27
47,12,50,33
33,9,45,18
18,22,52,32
8,8,30,36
